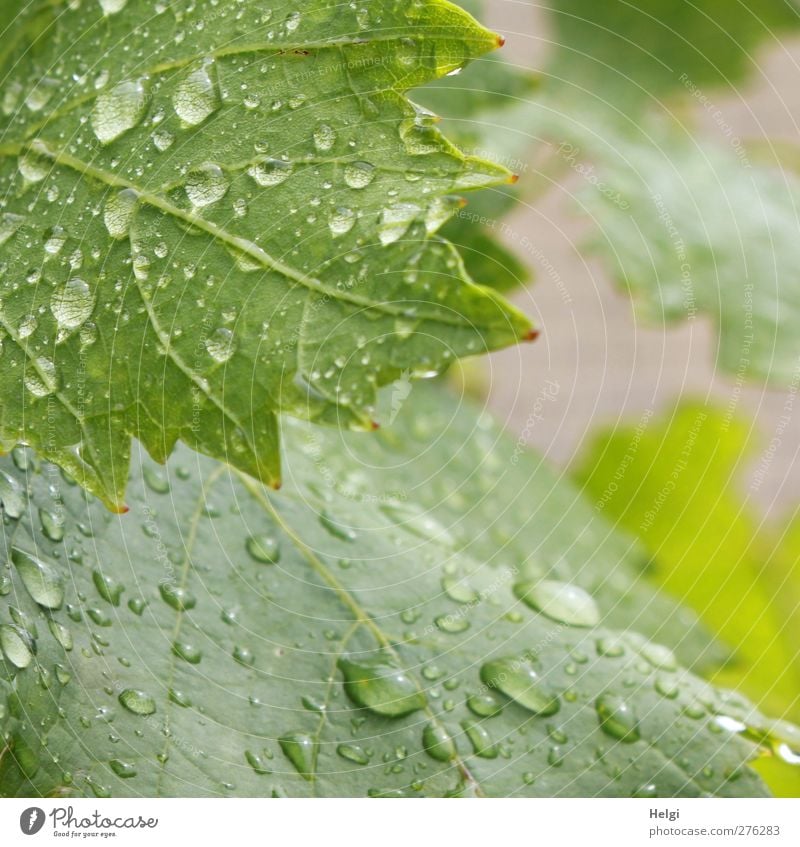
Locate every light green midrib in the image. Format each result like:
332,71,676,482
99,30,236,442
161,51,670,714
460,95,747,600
236,471,485,795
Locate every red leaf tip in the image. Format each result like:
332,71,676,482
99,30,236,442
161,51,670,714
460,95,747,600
522,329,540,342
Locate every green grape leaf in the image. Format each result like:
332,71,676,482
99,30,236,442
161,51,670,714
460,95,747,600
417,51,541,293
574,403,800,795
538,114,800,384
0,0,533,510
547,0,800,110
1,386,790,798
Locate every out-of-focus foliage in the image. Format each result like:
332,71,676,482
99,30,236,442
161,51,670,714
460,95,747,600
575,404,800,794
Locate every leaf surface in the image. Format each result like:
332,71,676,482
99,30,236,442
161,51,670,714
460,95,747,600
1,386,789,798
0,0,532,508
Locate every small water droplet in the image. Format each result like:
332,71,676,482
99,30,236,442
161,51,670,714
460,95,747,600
118,688,156,716
247,158,293,187
513,580,600,627
313,123,336,152
48,619,73,651
422,722,456,762
245,749,271,775
467,693,503,717
103,189,138,239
173,62,220,126
279,733,315,780
246,534,280,564
344,161,375,189
12,547,64,609
186,163,229,208
461,719,497,758
109,759,137,778
92,570,124,606
205,327,236,362
328,207,356,237
338,655,426,717
159,583,196,611
480,657,560,715
92,78,148,144
50,278,95,331
172,641,202,664
0,624,35,668
595,694,640,742
337,743,370,765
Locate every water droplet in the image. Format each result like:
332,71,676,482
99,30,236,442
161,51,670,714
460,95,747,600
319,511,357,542
109,759,137,778
12,547,64,609
246,534,280,564
378,203,420,245
344,161,375,189
328,207,356,237
50,278,95,331
637,640,678,671
205,327,235,363
513,580,600,627
233,645,255,666
143,466,170,494
279,733,315,780
595,694,640,742
0,471,26,518
172,641,202,664
92,570,124,606
480,657,560,715
441,575,478,605
168,689,192,708
655,675,679,699
39,508,65,542
103,189,138,239
245,750,271,775
338,655,426,717
461,719,497,758
98,0,127,14
92,79,148,144
247,158,293,187
0,212,24,246
173,62,220,126
434,615,470,634
18,150,50,182
159,583,196,611
0,624,35,668
186,163,229,208
119,688,156,716
313,123,336,152
48,619,73,651
337,743,370,765
422,722,456,762
467,693,503,717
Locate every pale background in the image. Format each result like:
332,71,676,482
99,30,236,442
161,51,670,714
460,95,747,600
476,1,800,521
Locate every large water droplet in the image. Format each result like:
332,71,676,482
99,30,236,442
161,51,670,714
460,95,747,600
467,693,503,717
12,547,64,609
279,734,315,780
24,358,58,398
186,163,229,208
98,0,127,14
172,641,202,664
595,694,640,742
173,63,220,126
338,655,426,717
92,79,148,144
480,657,560,716
48,619,73,651
378,203,420,246
40,508,65,541
50,278,95,331
513,580,600,627
118,688,156,716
